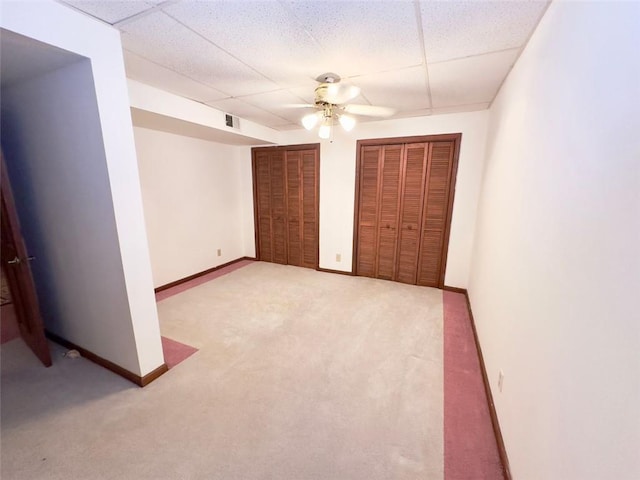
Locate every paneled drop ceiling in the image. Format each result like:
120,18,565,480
59,0,549,130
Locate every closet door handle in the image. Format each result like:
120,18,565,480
407,225,412,230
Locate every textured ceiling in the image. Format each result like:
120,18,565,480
59,0,549,130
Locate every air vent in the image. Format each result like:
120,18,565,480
225,113,240,129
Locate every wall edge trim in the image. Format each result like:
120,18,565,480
140,363,170,386
316,267,354,276
154,257,255,293
45,330,168,387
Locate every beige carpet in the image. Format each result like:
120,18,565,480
1,262,443,479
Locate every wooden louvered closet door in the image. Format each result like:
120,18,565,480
396,143,429,284
354,134,459,288
376,145,403,280
253,145,318,269
255,150,274,262
416,141,455,286
355,146,381,277
254,149,287,265
300,150,318,268
285,149,318,268
270,150,287,264
286,151,302,266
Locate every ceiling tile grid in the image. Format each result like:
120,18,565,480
428,48,522,108
61,0,158,24
281,0,424,77
347,66,431,112
123,49,229,103
419,1,548,63
57,0,550,130
163,0,324,88
120,11,282,97
235,89,316,123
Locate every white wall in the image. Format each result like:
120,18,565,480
1,1,164,377
277,111,489,287
468,2,640,479
1,61,144,372
134,127,247,287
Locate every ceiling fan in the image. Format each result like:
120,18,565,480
292,73,396,138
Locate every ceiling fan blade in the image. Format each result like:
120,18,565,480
283,103,316,109
321,83,361,104
343,104,396,117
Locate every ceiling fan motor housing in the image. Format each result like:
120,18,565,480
306,72,394,119
314,86,336,105
315,72,341,84
314,72,344,105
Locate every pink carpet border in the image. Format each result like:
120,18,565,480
155,259,254,302
443,290,504,479
156,260,254,369
161,336,198,369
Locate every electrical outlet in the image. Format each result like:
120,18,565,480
498,370,504,393
217,249,222,257
336,253,341,262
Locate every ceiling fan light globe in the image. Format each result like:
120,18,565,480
339,114,356,132
302,113,319,130
318,124,331,139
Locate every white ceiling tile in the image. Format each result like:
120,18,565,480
207,98,291,128
68,1,550,130
420,1,548,62
120,11,278,96
429,48,520,107
286,85,317,106
61,0,156,25
283,0,423,77
163,1,322,89
348,66,431,111
123,50,228,103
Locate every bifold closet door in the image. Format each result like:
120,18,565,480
376,145,403,280
254,150,286,265
285,149,318,269
300,150,318,268
253,145,319,269
416,141,455,286
396,143,429,284
355,144,403,280
354,135,459,288
355,146,381,277
356,143,429,283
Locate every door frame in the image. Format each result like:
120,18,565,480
251,143,320,268
352,133,462,288
0,151,52,366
